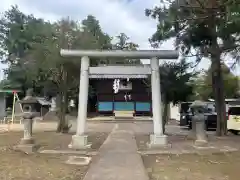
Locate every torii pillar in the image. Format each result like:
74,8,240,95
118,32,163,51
60,49,179,149
149,57,167,146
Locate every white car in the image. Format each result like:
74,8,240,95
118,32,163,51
227,105,240,135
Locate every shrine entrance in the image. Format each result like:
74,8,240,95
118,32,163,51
91,66,152,118
60,49,178,149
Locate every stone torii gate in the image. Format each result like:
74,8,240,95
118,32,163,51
60,49,179,149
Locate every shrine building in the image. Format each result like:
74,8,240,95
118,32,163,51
89,65,152,117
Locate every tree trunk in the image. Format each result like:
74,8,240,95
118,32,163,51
208,5,227,136
56,70,69,133
162,97,169,134
56,93,64,132
56,93,69,133
211,51,227,136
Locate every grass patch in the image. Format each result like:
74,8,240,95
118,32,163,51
143,152,240,180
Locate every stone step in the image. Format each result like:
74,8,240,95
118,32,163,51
114,117,134,120
114,111,134,119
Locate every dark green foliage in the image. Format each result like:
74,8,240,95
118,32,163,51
194,64,239,100
159,59,196,104
146,0,240,135
0,6,141,132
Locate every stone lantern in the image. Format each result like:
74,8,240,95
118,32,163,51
190,100,208,147
16,88,39,153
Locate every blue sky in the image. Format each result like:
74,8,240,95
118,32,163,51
0,0,238,79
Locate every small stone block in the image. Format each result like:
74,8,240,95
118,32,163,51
147,143,172,149
19,138,35,145
148,134,170,148
187,133,196,140
192,140,209,149
65,156,91,166
15,144,40,154
40,149,87,154
220,146,238,152
69,135,91,150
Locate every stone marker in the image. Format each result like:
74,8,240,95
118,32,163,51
65,156,91,165
190,100,208,147
188,109,196,140
15,89,39,153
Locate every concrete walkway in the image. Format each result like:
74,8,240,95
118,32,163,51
83,124,149,180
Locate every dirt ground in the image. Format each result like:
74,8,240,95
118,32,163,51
0,131,108,180
135,133,240,153
143,152,240,180
0,152,88,180
136,133,240,180
0,131,108,151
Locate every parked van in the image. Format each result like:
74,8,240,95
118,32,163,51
179,102,192,126
227,105,240,135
